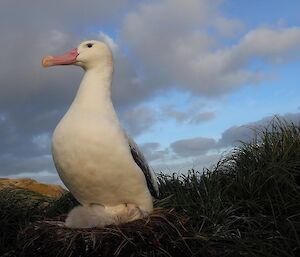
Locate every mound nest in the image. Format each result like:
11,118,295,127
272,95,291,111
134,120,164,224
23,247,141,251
13,208,215,257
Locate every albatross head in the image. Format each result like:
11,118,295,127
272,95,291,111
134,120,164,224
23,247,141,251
42,40,113,71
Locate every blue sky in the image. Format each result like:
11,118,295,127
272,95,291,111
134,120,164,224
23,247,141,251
0,0,300,183
223,0,300,27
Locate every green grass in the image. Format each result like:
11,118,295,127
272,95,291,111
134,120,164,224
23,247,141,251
1,118,300,256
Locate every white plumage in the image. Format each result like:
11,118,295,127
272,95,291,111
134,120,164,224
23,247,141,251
42,40,159,228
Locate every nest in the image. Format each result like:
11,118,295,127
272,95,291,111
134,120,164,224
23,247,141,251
13,208,215,257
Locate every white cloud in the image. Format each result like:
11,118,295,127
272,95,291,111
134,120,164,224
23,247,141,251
237,27,300,62
122,0,300,96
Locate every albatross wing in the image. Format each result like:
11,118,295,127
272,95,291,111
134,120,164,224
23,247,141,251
126,134,159,198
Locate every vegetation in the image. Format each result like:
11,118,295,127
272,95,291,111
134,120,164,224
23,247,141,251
1,118,300,256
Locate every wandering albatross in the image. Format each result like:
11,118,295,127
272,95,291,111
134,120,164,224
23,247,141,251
42,40,159,228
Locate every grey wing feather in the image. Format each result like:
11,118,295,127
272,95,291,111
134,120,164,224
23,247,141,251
125,134,159,198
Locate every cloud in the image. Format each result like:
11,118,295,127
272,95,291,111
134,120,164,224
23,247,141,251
236,27,300,63
170,137,217,157
213,16,244,37
0,1,130,31
111,51,154,109
168,112,300,160
162,104,215,124
218,125,255,147
121,106,158,136
0,154,55,177
152,153,220,173
162,105,190,123
219,112,300,147
189,111,215,124
140,142,169,162
122,0,300,96
151,111,300,173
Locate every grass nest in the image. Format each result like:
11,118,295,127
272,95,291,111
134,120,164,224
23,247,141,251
14,208,214,257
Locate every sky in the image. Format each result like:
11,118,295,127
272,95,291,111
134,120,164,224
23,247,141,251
1,0,300,184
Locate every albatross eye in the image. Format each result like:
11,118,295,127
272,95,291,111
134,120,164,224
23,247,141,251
87,43,93,48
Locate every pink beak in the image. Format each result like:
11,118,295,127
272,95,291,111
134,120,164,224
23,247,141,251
42,48,79,67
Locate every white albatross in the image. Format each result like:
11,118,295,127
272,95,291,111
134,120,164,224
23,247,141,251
42,40,159,228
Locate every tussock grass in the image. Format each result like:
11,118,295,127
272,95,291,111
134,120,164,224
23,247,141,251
1,118,300,256
0,189,53,255
158,119,300,256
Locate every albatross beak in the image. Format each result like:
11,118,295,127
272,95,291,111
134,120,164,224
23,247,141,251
42,48,79,67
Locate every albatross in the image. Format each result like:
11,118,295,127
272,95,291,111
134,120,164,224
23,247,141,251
42,40,159,228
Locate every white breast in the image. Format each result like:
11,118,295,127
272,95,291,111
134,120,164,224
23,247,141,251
52,110,152,210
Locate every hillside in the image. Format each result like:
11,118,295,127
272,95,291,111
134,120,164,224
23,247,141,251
0,178,65,198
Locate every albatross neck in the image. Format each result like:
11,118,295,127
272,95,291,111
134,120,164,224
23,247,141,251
71,66,115,115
